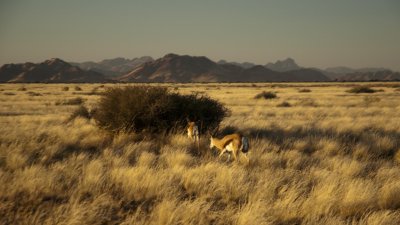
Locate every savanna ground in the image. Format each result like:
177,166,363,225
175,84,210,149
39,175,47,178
1,82,400,225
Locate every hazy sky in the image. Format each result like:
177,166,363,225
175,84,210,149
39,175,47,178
1,0,399,70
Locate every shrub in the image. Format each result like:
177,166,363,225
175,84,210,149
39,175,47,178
277,101,291,107
347,86,376,93
298,88,311,93
17,87,27,91
254,91,277,99
26,91,42,96
55,97,84,105
62,86,69,91
74,86,82,91
67,105,91,121
92,86,228,133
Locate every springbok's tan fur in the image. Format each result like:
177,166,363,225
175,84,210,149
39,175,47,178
210,133,249,162
187,121,199,144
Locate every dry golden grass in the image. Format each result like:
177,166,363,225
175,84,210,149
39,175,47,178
1,82,400,224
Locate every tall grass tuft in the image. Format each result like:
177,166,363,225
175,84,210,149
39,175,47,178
67,105,91,121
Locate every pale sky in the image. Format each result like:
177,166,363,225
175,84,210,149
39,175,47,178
0,0,399,70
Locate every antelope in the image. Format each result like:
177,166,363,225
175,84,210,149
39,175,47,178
187,121,200,145
209,133,249,162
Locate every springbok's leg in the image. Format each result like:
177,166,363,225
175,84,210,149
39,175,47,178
219,149,226,158
226,153,231,162
195,136,200,155
232,151,238,161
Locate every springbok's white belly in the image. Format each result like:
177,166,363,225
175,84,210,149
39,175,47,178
225,142,235,152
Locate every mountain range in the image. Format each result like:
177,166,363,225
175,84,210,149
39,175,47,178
70,56,153,77
336,70,400,81
217,60,255,69
118,53,330,82
0,54,398,83
0,58,106,83
265,58,301,72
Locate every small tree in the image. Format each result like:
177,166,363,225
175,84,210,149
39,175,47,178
92,86,229,133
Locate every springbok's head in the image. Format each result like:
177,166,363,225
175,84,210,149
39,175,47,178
186,117,196,129
209,137,215,149
208,127,219,149
187,121,196,128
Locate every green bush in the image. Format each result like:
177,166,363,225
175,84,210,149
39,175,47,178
347,86,376,93
254,91,277,99
92,86,228,133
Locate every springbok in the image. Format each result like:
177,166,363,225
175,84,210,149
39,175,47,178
209,133,249,162
187,121,200,145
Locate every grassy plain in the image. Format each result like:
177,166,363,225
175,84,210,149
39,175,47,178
1,82,400,224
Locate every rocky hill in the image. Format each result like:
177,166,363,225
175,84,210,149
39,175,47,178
217,60,255,69
0,58,106,83
118,54,330,82
71,56,153,77
336,70,400,81
265,58,301,72
4,54,397,83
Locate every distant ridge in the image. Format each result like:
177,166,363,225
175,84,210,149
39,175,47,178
119,54,228,82
71,56,153,77
321,67,397,81
336,70,400,81
265,58,301,72
118,53,330,82
217,60,255,69
0,58,106,83
1,54,399,83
